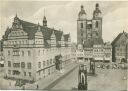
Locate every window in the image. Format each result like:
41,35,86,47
19,41,21,44
43,50,44,54
81,23,83,28
81,33,83,36
8,70,11,74
47,60,49,66
38,62,41,68
26,40,28,44
22,51,24,56
50,59,52,65
43,70,45,74
43,61,45,67
13,70,20,75
28,50,31,56
8,50,10,56
28,72,31,77
15,41,17,45
38,50,40,55
96,21,98,28
8,61,11,67
27,62,31,69
13,63,20,68
13,50,20,56
24,72,26,76
21,62,25,68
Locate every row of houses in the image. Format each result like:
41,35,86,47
76,31,128,63
1,15,73,82
76,42,112,62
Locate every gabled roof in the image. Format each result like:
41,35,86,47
3,16,70,48
20,20,38,39
111,31,128,45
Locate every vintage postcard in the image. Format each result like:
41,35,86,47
0,0,127,91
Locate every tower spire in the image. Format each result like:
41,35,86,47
44,9,45,16
81,5,84,11
43,9,47,27
16,13,17,17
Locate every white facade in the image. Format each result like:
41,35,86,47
3,16,72,81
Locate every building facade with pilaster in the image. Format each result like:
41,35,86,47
2,15,71,81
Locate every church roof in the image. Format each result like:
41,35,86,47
83,39,93,48
83,38,104,48
93,38,104,45
111,31,128,45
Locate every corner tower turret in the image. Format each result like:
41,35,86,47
93,3,102,19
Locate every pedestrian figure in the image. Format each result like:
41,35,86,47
9,82,11,86
37,84,39,89
22,85,25,90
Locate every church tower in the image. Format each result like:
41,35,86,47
92,3,102,39
77,5,87,45
43,16,47,27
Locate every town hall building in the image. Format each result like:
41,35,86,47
2,14,71,82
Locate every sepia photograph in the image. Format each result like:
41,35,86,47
0,0,128,91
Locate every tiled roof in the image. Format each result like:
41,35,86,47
3,17,70,48
93,38,104,45
111,31,128,45
84,39,93,48
20,20,38,39
84,38,103,48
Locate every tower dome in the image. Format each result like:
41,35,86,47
93,3,102,19
78,5,86,20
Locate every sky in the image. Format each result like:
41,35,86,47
0,1,128,43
